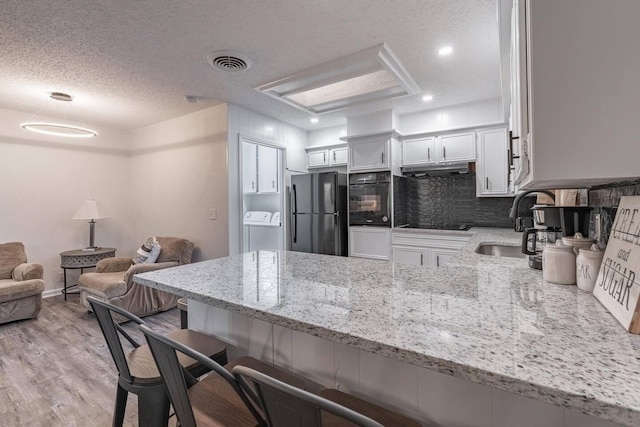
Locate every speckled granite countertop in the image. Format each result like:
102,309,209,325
135,228,640,426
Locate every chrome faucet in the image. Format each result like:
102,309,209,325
509,190,556,231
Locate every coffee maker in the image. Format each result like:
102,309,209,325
521,206,592,269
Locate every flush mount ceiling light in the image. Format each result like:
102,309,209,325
438,46,453,56
310,117,319,124
422,94,434,102
256,43,420,115
21,92,97,138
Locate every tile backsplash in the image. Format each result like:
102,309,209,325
399,173,517,229
588,179,640,246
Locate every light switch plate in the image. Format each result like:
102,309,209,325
209,208,217,220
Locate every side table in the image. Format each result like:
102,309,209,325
60,248,116,300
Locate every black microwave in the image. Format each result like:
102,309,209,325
348,172,391,226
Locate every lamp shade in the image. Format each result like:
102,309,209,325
72,199,111,220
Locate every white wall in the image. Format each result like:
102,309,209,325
0,107,131,295
128,104,229,262
398,97,504,135
227,104,307,255
307,125,347,148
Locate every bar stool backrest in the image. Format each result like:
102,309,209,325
233,366,384,427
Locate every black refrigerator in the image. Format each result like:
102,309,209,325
290,172,347,256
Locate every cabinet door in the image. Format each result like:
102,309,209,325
308,149,329,168
477,128,511,197
393,247,428,266
349,139,389,171
258,145,279,193
437,132,476,163
330,147,349,166
243,142,258,193
430,248,457,267
402,137,435,166
349,227,390,260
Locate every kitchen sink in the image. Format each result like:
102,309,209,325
475,243,526,258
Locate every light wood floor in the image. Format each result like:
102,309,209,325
0,293,182,427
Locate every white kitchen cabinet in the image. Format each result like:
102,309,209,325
476,127,512,197
392,231,470,267
243,142,258,193
402,136,435,165
436,131,476,163
330,146,348,166
258,144,279,193
349,137,390,171
307,148,329,168
506,0,640,189
349,227,390,260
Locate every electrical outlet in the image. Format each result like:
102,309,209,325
209,208,217,220
58,271,64,282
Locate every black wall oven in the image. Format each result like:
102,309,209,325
348,171,391,226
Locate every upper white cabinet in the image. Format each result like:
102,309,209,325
401,131,475,167
330,146,348,166
476,127,512,197
436,131,476,163
243,142,258,193
507,0,640,189
306,145,348,169
258,144,279,193
308,148,329,168
402,136,435,165
349,137,390,171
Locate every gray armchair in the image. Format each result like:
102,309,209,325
0,242,45,324
78,237,194,320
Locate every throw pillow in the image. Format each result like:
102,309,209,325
132,237,161,264
144,242,162,264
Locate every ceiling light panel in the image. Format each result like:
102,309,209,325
256,43,419,115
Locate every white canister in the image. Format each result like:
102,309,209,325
562,232,596,256
576,244,604,292
543,240,576,285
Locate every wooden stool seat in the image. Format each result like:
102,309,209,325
319,389,422,427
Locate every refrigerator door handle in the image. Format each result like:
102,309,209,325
291,185,298,243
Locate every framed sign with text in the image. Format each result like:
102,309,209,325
594,196,640,333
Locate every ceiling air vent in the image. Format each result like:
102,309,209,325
207,51,252,72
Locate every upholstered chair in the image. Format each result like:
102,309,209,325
78,237,194,320
0,242,45,324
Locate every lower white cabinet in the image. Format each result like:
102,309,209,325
392,231,470,267
349,227,391,260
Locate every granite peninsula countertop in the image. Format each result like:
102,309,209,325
134,228,640,426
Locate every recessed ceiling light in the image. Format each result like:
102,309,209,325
422,94,434,102
256,43,420,115
264,126,274,132
310,117,319,124
438,46,453,56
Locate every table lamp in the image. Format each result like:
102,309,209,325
72,199,111,250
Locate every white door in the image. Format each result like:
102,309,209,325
477,128,510,196
330,147,349,166
393,247,427,266
243,142,257,193
258,145,279,193
437,132,475,163
349,139,389,171
402,137,435,166
308,149,329,168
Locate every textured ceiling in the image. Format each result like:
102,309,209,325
0,0,501,131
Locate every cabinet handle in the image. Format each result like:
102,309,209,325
486,177,489,190
272,180,275,188
381,152,385,164
436,255,440,267
427,147,430,161
333,151,336,161
252,181,255,190
420,253,424,266
324,152,326,163
443,147,446,160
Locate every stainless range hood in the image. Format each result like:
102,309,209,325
402,163,470,177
